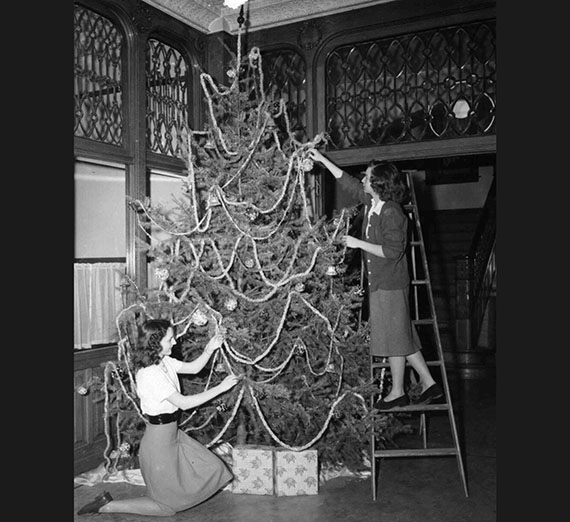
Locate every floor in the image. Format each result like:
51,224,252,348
74,369,496,522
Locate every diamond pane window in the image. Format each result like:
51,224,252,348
326,20,496,149
74,4,124,146
146,39,190,158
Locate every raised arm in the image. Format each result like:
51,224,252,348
175,332,225,375
307,148,344,179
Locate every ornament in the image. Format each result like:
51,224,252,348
245,207,259,221
224,297,238,311
326,265,338,276
119,441,131,455
294,282,305,292
76,385,88,396
326,363,336,373
215,362,227,373
244,258,255,269
207,192,221,208
215,400,228,412
191,309,209,326
155,267,170,281
300,158,314,172
353,286,365,297
259,310,269,319
293,339,306,354
226,69,236,78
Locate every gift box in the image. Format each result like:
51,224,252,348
231,445,275,495
274,448,319,496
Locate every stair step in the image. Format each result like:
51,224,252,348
373,447,458,458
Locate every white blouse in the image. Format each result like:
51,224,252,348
135,355,183,415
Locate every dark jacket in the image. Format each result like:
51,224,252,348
337,172,409,291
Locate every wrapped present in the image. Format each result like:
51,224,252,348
231,445,275,495
274,448,319,496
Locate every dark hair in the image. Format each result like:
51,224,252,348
367,160,409,204
131,319,173,371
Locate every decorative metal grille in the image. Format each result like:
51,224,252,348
262,49,307,142
326,20,496,149
146,39,190,158
74,4,124,146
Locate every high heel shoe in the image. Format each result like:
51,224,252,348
76,491,113,515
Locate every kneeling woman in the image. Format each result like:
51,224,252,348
77,318,239,516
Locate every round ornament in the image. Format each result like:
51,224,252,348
191,309,209,326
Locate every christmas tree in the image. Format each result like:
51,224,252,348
94,27,410,475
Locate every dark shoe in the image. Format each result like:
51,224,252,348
77,491,113,515
374,394,409,411
414,383,443,405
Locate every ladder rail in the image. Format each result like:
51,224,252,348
369,171,469,500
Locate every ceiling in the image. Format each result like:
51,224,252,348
143,0,397,34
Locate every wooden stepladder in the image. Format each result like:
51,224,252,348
369,170,468,501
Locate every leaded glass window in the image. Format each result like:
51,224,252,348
262,49,307,142
326,20,496,149
146,39,190,157
74,4,124,146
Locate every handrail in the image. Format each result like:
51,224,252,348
455,176,496,350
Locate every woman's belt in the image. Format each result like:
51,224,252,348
146,410,180,425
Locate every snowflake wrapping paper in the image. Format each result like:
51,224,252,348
231,445,275,495
274,448,319,496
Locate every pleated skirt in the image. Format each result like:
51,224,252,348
139,422,233,515
368,286,422,357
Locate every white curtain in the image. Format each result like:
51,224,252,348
74,262,125,349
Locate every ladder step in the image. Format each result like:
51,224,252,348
373,447,458,458
372,403,449,413
411,279,429,285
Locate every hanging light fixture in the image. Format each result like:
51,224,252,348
223,0,248,9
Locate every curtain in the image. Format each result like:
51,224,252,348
74,262,125,349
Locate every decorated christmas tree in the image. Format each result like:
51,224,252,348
92,27,410,475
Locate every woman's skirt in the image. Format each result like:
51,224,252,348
368,286,422,357
139,422,233,515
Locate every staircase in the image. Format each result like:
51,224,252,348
419,208,495,377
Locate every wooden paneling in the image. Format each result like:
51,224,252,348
74,345,116,476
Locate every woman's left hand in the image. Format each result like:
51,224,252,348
343,235,359,249
205,333,225,355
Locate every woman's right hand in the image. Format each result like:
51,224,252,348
307,148,323,163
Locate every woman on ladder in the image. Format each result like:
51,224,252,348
308,148,442,410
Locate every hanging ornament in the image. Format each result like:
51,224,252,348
155,267,170,282
207,192,221,208
326,265,338,276
293,339,306,355
226,69,236,79
300,157,314,172
245,207,259,221
294,282,305,292
353,286,365,297
326,362,336,373
76,385,88,396
119,441,131,455
215,362,227,373
224,297,238,311
244,257,255,269
215,400,228,412
191,309,209,326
